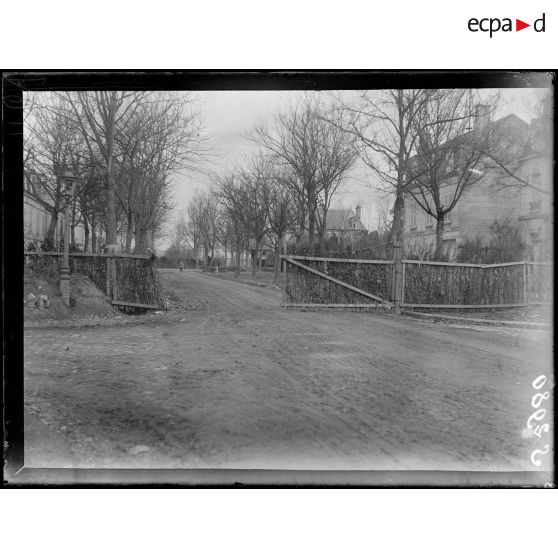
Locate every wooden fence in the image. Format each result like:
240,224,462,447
401,260,552,308
282,254,552,311
525,262,553,304
24,252,166,309
282,256,394,309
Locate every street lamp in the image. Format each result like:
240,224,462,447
58,166,77,306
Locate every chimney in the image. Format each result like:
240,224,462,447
474,104,490,132
355,204,361,221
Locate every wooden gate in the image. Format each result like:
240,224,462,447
280,253,551,313
281,255,394,310
107,254,165,310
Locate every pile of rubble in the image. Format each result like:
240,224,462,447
25,287,50,309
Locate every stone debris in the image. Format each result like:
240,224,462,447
27,293,37,307
25,292,50,309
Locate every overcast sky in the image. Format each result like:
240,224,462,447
162,87,548,248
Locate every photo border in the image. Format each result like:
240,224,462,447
3,70,555,487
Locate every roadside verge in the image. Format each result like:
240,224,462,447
403,310,551,329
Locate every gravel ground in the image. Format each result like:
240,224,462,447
24,270,554,472
24,273,119,326
201,269,284,289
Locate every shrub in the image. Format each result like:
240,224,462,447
456,218,526,264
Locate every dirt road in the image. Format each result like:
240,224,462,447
24,270,553,471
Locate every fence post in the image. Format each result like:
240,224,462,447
523,262,528,304
392,240,403,315
106,255,118,302
106,257,111,297
281,256,287,305
401,261,406,306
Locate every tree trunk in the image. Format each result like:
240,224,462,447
235,246,241,278
125,211,134,253
318,207,328,254
105,169,117,251
70,198,78,247
434,217,445,260
273,238,282,282
308,203,316,252
252,241,259,278
83,215,90,252
91,223,97,253
135,225,149,254
46,210,58,247
390,189,405,246
296,212,305,244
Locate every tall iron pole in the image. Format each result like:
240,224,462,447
58,168,76,306
59,194,71,305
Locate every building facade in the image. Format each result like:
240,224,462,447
404,173,523,260
403,113,551,261
322,205,368,246
24,174,85,251
516,115,553,261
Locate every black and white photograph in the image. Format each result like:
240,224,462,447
3,72,554,486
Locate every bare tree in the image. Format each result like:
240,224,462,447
78,172,106,252
313,108,357,251
329,89,431,245
185,191,221,266
376,194,394,233
114,92,205,253
267,176,296,280
406,90,492,258
215,173,250,277
484,89,552,196
24,94,87,249
62,91,147,254
252,95,355,253
238,158,273,277
168,212,189,266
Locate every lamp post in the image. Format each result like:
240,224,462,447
59,167,77,306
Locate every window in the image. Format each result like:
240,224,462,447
444,150,456,174
410,200,417,229
530,188,542,213
530,229,541,242
451,150,457,172
532,168,542,186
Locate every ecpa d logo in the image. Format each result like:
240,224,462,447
468,13,546,37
